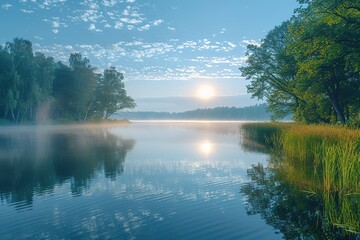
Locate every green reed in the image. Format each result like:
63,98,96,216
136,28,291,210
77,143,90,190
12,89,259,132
240,122,284,149
241,122,360,194
241,122,360,234
323,192,360,235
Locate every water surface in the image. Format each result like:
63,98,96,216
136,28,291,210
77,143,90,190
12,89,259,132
0,122,291,239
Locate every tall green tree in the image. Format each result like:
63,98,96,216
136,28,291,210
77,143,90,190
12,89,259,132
288,0,360,124
240,1,360,124
33,52,55,120
52,62,76,120
94,67,136,119
6,38,35,122
240,21,301,120
69,53,96,122
0,46,20,121
0,38,136,124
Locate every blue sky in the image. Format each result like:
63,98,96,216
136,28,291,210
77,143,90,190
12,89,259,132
1,0,299,111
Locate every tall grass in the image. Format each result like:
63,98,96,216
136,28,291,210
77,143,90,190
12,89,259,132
240,122,285,149
241,122,360,234
241,122,360,194
323,192,360,235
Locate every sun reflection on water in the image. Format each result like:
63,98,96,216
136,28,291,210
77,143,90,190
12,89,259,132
198,140,214,156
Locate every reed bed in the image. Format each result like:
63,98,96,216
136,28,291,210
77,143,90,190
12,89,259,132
241,122,360,193
241,122,360,234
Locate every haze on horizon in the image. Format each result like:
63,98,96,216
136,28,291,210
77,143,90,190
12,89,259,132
1,0,299,112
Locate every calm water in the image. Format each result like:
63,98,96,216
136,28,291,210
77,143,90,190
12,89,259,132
0,122,356,239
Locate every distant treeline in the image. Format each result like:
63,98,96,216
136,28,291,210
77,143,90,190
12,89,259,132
115,104,273,120
0,38,135,124
240,0,360,125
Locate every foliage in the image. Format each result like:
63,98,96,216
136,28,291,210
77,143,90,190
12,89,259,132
68,53,97,122
94,67,136,119
0,38,135,123
240,22,300,120
240,0,360,124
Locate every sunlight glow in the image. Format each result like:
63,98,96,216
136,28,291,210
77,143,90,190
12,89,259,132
199,140,214,156
197,85,215,100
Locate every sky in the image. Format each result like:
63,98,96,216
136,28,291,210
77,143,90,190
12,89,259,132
0,0,299,111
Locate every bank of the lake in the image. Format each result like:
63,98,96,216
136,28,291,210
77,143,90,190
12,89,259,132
241,122,360,235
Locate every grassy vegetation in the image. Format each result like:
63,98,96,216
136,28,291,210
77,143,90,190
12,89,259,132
241,122,360,193
241,122,360,234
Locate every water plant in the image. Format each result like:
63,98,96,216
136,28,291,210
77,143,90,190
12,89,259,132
241,122,360,234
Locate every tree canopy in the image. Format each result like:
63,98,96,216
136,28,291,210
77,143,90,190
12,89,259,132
0,38,135,123
240,0,360,124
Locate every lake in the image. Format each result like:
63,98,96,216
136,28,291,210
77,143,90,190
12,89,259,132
0,122,358,239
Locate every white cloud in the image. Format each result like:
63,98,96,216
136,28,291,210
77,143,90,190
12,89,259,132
15,0,158,35
226,41,237,48
37,0,67,9
242,39,260,46
45,18,68,33
20,9,34,13
123,9,130,16
1,4,12,10
153,19,164,26
32,37,247,81
89,23,96,30
102,0,120,7
88,23,102,32
114,21,123,29
81,0,99,10
80,9,103,22
167,27,175,31
120,17,143,25
138,24,150,31
190,56,247,67
52,21,60,28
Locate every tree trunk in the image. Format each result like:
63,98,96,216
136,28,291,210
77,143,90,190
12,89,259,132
83,100,93,123
329,97,346,124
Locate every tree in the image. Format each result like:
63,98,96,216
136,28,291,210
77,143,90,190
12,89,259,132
240,21,302,120
240,1,360,124
0,46,21,122
69,53,96,122
0,38,136,123
288,0,360,124
52,62,76,120
94,67,136,119
33,52,55,121
6,38,35,122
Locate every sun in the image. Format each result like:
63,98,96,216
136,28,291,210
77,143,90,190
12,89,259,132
197,85,215,100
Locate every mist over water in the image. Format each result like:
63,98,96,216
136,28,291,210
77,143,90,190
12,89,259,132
0,122,279,239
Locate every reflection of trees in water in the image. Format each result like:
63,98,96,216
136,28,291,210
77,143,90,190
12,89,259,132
0,129,135,207
240,164,360,239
